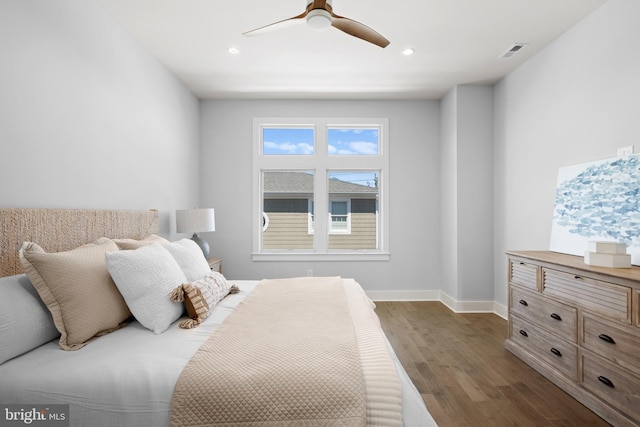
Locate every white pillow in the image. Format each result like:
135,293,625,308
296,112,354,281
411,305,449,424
162,239,211,282
105,244,187,334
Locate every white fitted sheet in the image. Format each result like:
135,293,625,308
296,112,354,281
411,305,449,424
0,280,436,427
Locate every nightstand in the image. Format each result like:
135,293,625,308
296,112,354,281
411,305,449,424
207,257,222,273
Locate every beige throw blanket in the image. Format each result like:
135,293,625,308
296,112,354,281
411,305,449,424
171,277,379,427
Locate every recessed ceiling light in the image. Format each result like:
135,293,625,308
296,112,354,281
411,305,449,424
402,48,415,56
227,47,240,55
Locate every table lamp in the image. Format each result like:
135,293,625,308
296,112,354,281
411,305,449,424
176,208,215,258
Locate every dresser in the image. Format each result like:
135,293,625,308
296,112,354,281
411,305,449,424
505,251,640,427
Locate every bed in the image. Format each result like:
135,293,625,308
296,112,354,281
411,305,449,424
0,208,436,427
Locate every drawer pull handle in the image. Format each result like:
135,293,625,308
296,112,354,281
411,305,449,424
519,299,528,306
598,334,616,344
574,275,581,279
550,347,562,357
550,313,562,321
597,376,615,388
519,330,528,337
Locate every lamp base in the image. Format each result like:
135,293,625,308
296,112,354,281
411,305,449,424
190,233,210,258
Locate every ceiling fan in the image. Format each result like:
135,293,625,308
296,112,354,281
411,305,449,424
242,0,390,48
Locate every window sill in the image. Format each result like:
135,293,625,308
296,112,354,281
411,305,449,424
252,252,390,262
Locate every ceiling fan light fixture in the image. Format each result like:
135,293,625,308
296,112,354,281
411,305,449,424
243,0,388,47
306,9,332,30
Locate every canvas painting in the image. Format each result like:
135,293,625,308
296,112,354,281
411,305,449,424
550,154,640,265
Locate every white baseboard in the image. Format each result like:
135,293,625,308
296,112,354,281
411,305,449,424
493,302,508,320
440,292,496,313
368,290,508,319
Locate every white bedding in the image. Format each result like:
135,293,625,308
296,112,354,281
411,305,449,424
0,280,436,427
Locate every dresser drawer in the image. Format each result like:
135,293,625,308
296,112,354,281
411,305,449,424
510,287,577,342
509,259,539,291
543,268,631,323
510,315,578,380
582,353,640,423
581,312,640,375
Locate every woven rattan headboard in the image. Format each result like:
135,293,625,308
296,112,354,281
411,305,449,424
0,208,159,278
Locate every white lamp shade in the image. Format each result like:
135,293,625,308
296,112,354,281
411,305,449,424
176,208,215,233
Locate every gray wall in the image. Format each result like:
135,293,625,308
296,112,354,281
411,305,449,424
441,85,494,305
440,89,458,300
0,0,200,238
200,100,441,294
493,0,640,306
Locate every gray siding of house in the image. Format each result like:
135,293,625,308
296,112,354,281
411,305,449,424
263,212,313,249
263,212,377,250
329,213,377,249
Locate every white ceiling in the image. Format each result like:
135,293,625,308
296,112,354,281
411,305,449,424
96,0,607,100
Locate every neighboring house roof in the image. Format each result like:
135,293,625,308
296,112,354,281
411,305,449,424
264,171,377,195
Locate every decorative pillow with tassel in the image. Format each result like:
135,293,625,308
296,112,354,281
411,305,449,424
169,271,239,329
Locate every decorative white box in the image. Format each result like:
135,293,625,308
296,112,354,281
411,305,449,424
584,251,631,268
587,241,627,254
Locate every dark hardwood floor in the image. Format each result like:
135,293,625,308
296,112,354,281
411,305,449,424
375,301,611,427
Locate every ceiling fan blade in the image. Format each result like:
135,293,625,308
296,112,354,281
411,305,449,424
330,15,390,48
243,12,307,37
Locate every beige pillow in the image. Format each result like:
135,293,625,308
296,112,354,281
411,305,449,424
19,238,131,350
112,234,169,250
170,272,239,329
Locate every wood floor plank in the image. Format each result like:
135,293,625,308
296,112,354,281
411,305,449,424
376,301,612,427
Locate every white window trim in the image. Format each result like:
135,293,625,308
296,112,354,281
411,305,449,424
308,200,314,235
252,117,390,261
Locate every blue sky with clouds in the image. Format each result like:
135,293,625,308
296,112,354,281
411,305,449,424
263,127,379,155
262,128,314,155
327,128,379,155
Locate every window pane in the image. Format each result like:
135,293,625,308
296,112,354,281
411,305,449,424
263,128,314,155
328,128,379,155
331,201,348,215
328,171,379,249
262,171,314,250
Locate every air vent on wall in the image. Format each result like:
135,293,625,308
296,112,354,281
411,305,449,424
499,43,528,59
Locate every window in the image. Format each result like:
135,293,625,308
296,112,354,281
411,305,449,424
253,118,389,261
330,200,349,233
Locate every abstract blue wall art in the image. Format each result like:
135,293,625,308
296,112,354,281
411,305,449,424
550,154,640,265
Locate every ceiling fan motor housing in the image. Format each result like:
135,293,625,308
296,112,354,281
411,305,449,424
306,9,332,30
